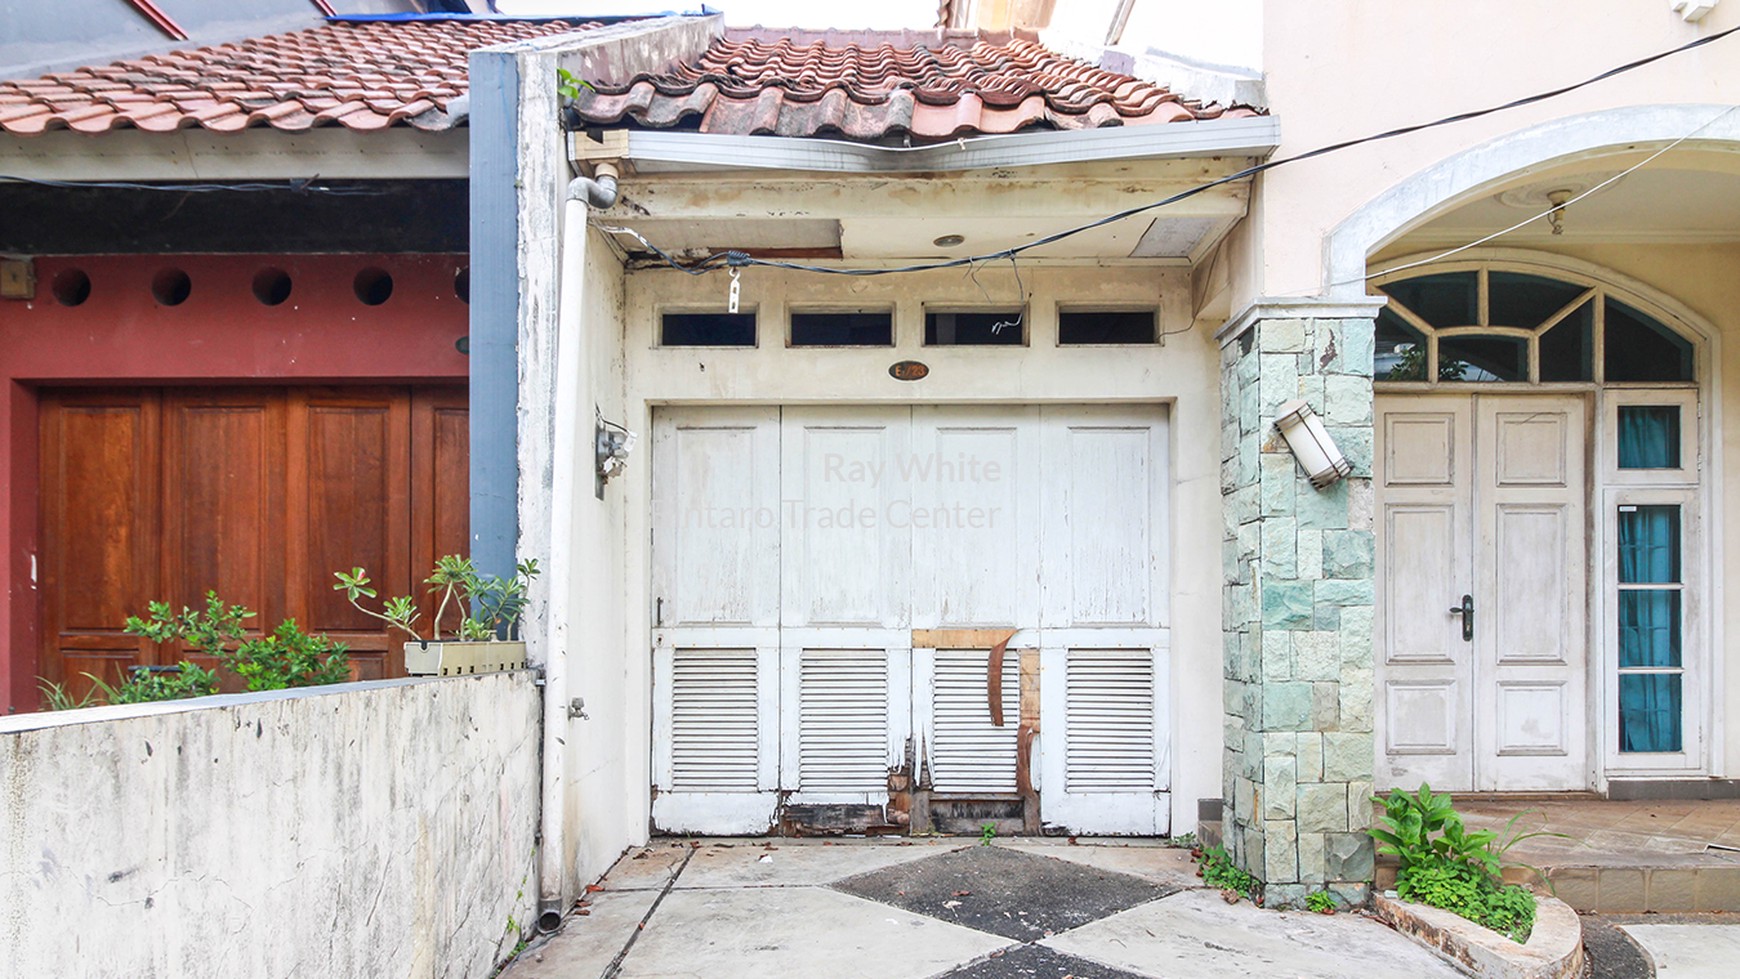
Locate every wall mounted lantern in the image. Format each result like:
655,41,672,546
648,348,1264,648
595,412,637,494
1274,398,1351,489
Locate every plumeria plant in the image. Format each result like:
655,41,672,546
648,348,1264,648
334,555,540,643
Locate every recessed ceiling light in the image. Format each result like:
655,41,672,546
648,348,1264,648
932,234,965,247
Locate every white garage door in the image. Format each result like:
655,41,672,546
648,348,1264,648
650,405,1170,835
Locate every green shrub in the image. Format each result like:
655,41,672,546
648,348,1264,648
125,592,351,692
40,662,219,710
1195,845,1259,899
224,619,352,690
1305,890,1336,914
1371,784,1551,943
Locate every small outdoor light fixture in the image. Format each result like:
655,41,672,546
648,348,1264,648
1274,398,1351,489
595,412,637,488
932,234,966,248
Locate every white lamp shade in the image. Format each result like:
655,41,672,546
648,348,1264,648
1274,398,1352,489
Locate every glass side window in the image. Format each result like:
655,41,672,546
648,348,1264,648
1617,406,1682,469
1616,504,1683,753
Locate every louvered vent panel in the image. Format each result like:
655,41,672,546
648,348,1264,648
798,649,889,793
1065,649,1155,792
931,649,1020,794
670,648,759,792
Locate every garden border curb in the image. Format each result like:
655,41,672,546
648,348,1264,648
1373,891,1587,979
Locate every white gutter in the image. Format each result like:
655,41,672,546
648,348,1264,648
586,114,1278,174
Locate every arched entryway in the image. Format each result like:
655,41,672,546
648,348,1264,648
1370,254,1715,792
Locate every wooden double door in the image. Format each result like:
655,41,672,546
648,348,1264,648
38,386,468,700
1376,393,1589,792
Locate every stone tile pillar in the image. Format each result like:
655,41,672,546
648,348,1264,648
1218,300,1384,909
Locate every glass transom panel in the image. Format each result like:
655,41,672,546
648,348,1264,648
1375,267,1692,385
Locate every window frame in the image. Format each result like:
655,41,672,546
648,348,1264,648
1053,304,1161,347
1600,484,1705,773
1370,261,1696,389
656,306,760,349
921,305,1030,348
785,305,897,349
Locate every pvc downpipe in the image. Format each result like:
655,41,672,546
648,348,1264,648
567,161,619,210
537,174,606,932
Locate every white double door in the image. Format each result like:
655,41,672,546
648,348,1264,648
1376,394,1589,792
650,405,1170,834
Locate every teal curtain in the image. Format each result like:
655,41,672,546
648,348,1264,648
1617,504,1683,752
1620,675,1682,753
1618,506,1679,584
1618,406,1680,469
1619,593,1680,668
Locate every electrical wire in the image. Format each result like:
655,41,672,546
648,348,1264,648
600,21,1740,278
0,174,388,196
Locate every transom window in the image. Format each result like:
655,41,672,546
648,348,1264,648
1373,265,1694,384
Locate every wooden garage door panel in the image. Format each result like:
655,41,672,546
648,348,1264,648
40,394,158,695
296,391,410,638
47,398,158,635
38,386,464,703
413,389,472,638
163,392,287,621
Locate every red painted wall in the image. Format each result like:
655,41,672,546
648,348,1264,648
0,254,470,713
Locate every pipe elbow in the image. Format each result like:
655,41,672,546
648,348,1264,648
567,162,620,210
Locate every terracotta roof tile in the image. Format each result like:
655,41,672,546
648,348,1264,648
571,27,1262,142
0,18,603,137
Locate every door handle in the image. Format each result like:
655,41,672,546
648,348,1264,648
1448,594,1473,642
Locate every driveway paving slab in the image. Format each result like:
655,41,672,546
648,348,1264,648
833,844,1175,941
500,838,1475,979
935,943,1153,979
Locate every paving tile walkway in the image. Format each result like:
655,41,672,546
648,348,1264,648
500,838,1463,979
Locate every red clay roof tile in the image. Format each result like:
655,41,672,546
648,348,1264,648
570,27,1260,143
0,18,602,137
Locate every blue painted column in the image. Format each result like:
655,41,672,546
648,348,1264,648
467,49,521,582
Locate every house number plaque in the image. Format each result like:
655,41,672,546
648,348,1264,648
889,360,929,381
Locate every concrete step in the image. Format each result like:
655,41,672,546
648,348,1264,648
1376,852,1740,913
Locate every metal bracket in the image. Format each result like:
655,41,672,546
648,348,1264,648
567,697,589,721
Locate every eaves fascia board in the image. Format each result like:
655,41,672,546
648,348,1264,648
608,115,1279,174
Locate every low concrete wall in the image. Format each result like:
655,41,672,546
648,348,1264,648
0,673,541,979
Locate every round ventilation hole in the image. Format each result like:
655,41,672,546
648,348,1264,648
52,268,91,307
252,267,293,306
152,268,192,306
353,267,394,306
454,267,470,304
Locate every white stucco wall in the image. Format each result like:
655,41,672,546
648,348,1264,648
0,675,541,979
1242,0,1740,303
615,263,1225,832
559,228,635,885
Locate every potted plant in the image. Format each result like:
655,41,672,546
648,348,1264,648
334,555,539,676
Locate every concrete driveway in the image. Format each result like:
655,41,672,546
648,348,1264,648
500,838,1462,979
